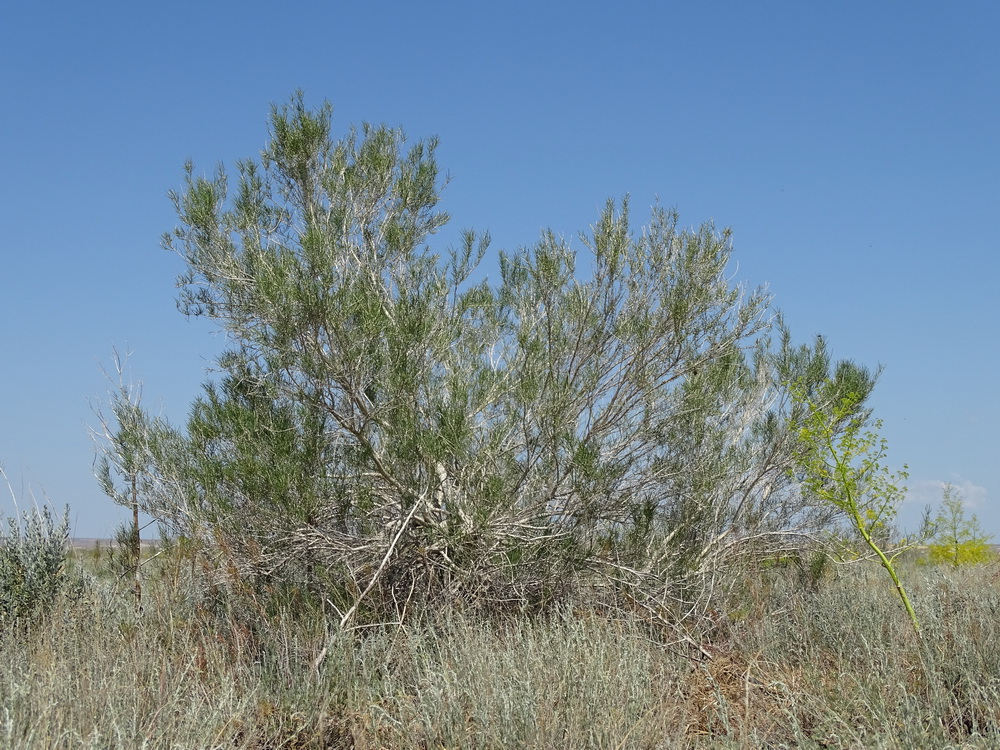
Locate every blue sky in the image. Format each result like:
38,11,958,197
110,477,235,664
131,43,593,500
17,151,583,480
1,2,997,539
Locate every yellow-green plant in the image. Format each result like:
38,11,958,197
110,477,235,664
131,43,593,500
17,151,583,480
792,383,919,634
928,483,993,566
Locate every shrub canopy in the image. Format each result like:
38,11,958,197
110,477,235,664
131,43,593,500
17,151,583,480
98,94,877,625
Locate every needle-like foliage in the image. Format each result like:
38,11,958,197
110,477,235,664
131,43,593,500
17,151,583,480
97,93,881,626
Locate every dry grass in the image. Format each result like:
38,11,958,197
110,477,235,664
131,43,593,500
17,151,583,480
3,553,1000,748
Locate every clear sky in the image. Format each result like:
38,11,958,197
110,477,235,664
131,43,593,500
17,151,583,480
1,1,997,539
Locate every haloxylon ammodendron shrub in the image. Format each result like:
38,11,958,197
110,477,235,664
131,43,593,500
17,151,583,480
96,93,884,628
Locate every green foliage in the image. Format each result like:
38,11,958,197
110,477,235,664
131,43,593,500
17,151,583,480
103,92,886,625
928,483,994,566
792,381,919,633
105,522,141,587
93,350,163,605
0,503,71,626
794,386,907,545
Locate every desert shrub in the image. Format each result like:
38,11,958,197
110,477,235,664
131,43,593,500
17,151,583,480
93,93,880,629
0,504,71,626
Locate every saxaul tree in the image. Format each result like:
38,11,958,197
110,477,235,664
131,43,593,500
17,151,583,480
93,350,150,606
112,93,877,625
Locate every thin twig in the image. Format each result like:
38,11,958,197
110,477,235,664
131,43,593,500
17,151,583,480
338,496,422,628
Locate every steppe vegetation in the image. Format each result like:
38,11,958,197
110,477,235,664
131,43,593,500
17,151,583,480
2,536,999,748
2,94,997,748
